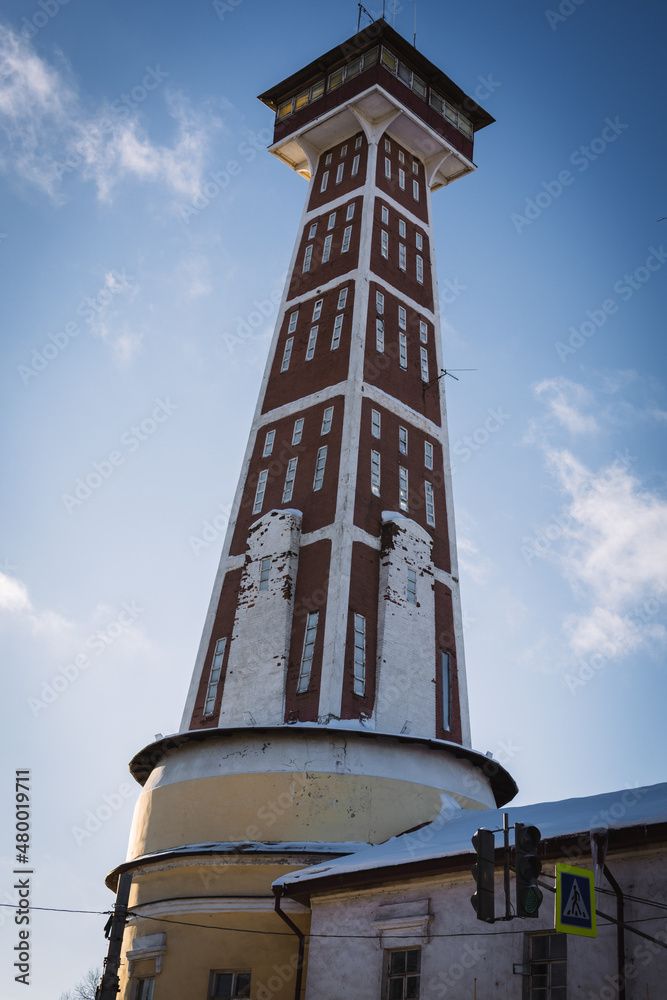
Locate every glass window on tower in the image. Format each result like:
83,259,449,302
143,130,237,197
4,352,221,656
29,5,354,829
292,418,304,445
204,638,226,716
321,406,334,435
258,557,270,591
263,429,275,457
297,611,319,693
353,613,366,695
331,314,343,350
337,287,348,310
440,651,451,730
282,458,298,502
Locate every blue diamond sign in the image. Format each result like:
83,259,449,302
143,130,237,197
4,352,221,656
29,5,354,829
555,864,597,937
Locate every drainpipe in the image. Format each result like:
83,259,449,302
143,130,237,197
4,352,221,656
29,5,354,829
273,886,305,1000
603,865,626,1000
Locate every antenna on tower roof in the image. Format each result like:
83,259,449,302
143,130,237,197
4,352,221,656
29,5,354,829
357,3,373,30
414,4,417,47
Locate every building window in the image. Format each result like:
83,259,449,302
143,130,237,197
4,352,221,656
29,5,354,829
384,157,391,179
136,979,155,1000
346,202,355,220
386,949,420,999
302,245,313,272
419,320,428,343
353,613,366,695
308,222,317,239
336,163,344,184
424,441,433,470
399,244,406,271
398,305,406,329
381,205,389,225
259,557,271,591
440,651,451,730
420,346,429,382
351,154,360,176
399,466,409,511
337,287,348,309
306,325,318,361
321,170,329,192
381,230,389,258
398,150,404,164
321,406,334,435
399,332,407,369
416,255,424,284
528,933,567,1000
376,318,385,353
416,232,423,251
398,167,405,190
384,137,391,151
407,569,417,604
331,313,343,350
371,450,381,496
325,153,332,165
328,212,336,229
313,446,327,491
312,298,323,321
412,161,419,174
283,458,298,502
263,429,275,457
413,179,419,201
355,135,362,149
371,409,381,438
340,144,348,157
288,310,298,334
209,971,251,999
322,234,333,263
253,470,268,515
425,480,435,526
280,337,293,372
399,425,408,455
204,638,226,715
341,225,352,253
292,417,304,445
297,611,319,693
398,219,406,238
376,290,384,314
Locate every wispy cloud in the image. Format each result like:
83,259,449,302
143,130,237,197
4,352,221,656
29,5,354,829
533,377,599,435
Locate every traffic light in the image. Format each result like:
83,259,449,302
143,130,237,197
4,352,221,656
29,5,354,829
515,822,543,917
471,828,495,923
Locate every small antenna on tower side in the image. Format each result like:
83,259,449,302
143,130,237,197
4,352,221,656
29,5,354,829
358,3,373,30
414,4,417,47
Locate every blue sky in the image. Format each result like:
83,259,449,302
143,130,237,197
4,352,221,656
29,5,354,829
1,0,666,995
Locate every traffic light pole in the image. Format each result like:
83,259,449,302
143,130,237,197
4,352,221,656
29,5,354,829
96,872,132,1000
503,813,511,920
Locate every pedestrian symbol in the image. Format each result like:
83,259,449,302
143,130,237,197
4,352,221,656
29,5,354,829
555,864,596,937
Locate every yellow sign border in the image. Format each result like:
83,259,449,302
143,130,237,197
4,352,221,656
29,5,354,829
555,863,597,937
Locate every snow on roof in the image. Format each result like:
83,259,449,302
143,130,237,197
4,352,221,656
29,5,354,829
274,781,667,891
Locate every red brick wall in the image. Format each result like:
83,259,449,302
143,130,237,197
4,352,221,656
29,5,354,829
375,137,428,224
434,580,461,742
307,133,367,212
370,197,433,311
340,541,379,718
190,568,242,729
288,197,363,299
284,539,332,722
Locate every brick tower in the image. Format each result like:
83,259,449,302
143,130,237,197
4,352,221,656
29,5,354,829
108,20,516,1000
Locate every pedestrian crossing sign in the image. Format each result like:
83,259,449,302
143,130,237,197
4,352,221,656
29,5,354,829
555,864,597,937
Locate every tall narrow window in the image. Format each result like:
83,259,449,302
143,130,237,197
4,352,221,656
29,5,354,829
399,466,409,511
355,135,362,149
528,933,567,999
412,160,419,174
381,230,389,258
311,299,323,322
325,153,332,165
413,179,420,200
407,568,417,603
313,446,327,490
288,310,299,334
441,651,451,730
322,234,333,263
371,409,381,438
399,243,407,270
283,457,298,502
321,170,329,192
398,150,405,164
398,305,406,329
353,613,366,695
398,219,406,238
297,612,319,693
204,638,226,715
384,157,391,178
308,222,317,239
280,337,293,372
253,469,268,514
399,331,407,369
346,202,355,221
302,245,312,272
425,480,435,526
306,325,318,361
340,144,347,157
292,417,304,445
328,212,336,229
331,313,343,350
371,450,381,496
336,163,344,184
416,232,423,251
263,429,275,457
424,441,433,470
136,978,155,1000
258,557,271,591
419,320,428,343
351,154,360,175
399,425,408,455
381,205,389,225
416,255,424,284
376,318,385,353
420,346,429,382
384,137,391,152
376,290,384,314
321,406,334,435
337,287,348,309
341,225,352,253
387,950,420,1000
398,167,406,190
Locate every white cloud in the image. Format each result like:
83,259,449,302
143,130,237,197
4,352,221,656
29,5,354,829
0,571,32,613
534,377,599,434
